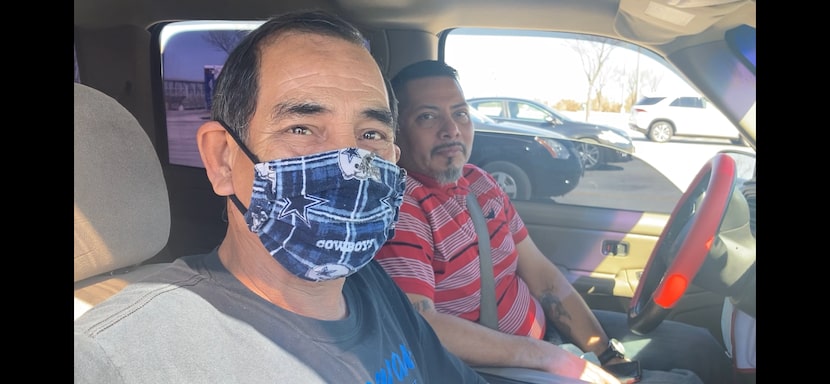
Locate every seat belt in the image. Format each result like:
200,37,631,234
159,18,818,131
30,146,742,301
466,192,499,331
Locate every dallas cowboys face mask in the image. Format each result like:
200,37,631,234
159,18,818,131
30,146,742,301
221,123,406,281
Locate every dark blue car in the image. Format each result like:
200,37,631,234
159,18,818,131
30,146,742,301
468,97,635,170
468,109,583,200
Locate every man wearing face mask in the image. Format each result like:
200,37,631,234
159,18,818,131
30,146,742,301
73,11,487,383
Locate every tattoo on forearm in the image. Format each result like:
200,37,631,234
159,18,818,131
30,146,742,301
411,299,434,314
540,290,573,335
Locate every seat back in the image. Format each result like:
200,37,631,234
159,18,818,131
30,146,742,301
74,83,171,319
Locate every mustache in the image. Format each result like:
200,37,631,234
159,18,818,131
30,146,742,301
431,141,467,156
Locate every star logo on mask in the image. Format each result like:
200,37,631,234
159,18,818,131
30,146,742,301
306,263,350,281
343,147,362,162
278,194,328,227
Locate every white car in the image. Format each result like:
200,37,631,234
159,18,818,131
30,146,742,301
629,95,743,144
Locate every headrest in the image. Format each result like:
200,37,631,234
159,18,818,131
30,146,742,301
74,83,170,282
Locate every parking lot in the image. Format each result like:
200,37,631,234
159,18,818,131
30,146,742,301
561,111,745,189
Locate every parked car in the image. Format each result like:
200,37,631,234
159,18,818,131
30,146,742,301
467,97,635,170
468,109,583,200
629,95,743,144
75,1,755,383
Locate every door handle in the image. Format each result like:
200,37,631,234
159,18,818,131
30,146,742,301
602,240,629,256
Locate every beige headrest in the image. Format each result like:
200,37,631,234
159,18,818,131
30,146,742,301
74,83,170,282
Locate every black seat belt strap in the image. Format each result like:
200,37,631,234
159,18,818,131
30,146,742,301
466,192,499,331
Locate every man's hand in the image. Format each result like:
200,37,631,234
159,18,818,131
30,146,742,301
543,345,621,384
604,356,630,367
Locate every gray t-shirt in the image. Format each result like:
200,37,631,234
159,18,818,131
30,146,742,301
74,249,486,383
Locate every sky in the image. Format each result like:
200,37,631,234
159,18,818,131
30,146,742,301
162,31,230,81
160,21,263,82
444,32,696,105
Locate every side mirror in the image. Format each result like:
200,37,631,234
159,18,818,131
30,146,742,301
545,115,562,125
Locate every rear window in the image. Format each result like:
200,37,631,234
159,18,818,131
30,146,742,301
633,97,664,106
669,97,704,108
156,20,375,168
157,20,262,168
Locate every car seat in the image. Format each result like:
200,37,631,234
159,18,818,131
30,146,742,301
74,83,172,320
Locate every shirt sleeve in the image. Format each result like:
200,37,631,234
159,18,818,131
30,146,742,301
503,194,529,245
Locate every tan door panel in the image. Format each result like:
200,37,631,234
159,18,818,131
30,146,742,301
513,200,668,299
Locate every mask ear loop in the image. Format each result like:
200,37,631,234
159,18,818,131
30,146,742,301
217,120,261,163
216,120,261,215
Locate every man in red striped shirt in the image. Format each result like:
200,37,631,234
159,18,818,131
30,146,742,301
375,60,730,384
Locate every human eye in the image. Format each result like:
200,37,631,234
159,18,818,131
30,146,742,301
454,110,471,123
357,127,394,153
414,112,439,128
360,129,389,141
288,126,312,135
358,126,395,146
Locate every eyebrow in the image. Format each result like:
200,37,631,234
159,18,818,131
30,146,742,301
364,108,395,128
451,102,470,110
415,102,469,113
271,101,327,120
270,101,394,128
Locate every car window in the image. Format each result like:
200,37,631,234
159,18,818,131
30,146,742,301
513,101,549,121
633,97,664,106
469,108,497,124
157,20,382,168
444,28,750,213
473,101,505,118
670,97,703,108
157,21,262,168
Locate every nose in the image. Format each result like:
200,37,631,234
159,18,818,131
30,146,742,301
440,117,461,139
334,127,363,146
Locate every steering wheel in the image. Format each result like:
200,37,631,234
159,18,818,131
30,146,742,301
627,153,737,335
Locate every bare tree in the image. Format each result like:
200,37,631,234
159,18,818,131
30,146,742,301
638,68,664,95
203,30,248,54
570,36,617,121
594,70,609,111
609,64,627,112
629,46,641,110
625,74,639,111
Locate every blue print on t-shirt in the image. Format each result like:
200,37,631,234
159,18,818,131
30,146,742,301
368,344,416,384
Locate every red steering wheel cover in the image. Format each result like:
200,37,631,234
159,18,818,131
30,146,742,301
633,154,737,310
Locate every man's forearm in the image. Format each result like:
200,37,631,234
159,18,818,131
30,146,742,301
515,236,612,358
538,285,609,357
414,299,555,370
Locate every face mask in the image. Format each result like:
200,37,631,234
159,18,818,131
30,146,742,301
227,140,406,282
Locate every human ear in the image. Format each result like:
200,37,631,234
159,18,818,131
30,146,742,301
393,144,401,164
197,121,236,197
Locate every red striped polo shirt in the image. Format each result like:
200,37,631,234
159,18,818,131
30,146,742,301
376,164,546,339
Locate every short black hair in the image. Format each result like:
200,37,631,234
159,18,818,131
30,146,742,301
390,60,459,99
212,9,396,143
